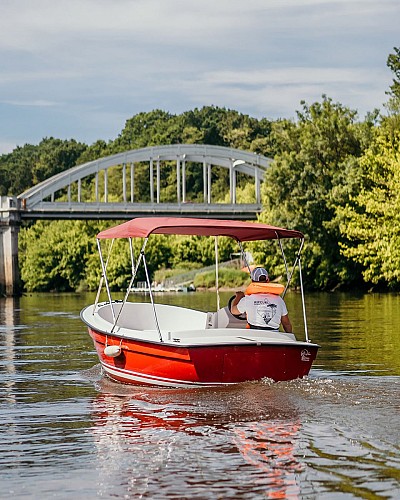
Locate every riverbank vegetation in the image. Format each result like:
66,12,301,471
2,48,399,293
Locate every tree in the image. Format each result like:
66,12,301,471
31,138,87,184
258,97,370,290
0,138,87,195
0,144,37,195
19,220,98,291
337,127,400,289
384,47,400,131
386,47,400,100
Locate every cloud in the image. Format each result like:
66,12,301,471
2,99,59,107
0,0,398,153
1,0,398,52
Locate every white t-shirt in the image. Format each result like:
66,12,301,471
237,294,288,330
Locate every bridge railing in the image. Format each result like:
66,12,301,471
17,144,272,219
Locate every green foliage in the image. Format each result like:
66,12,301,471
193,268,248,288
19,220,99,292
169,235,235,268
0,138,87,196
84,232,175,291
386,47,400,100
258,96,370,290
154,261,203,284
0,143,37,195
7,47,400,294
76,140,111,165
337,127,400,288
107,107,272,203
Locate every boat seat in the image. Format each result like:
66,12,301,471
97,301,208,332
206,306,247,329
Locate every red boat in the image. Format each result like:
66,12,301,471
81,217,319,387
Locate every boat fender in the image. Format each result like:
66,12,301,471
245,282,285,295
104,345,122,357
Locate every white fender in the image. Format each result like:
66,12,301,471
104,345,121,357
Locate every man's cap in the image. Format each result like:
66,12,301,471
251,267,269,282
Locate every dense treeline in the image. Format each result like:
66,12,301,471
2,48,399,293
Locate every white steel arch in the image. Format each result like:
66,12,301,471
18,144,272,219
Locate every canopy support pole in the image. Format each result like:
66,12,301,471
277,236,291,299
285,238,305,292
238,241,251,273
111,239,144,334
94,238,114,312
298,254,309,342
142,242,163,342
278,238,289,281
214,236,220,310
96,238,115,322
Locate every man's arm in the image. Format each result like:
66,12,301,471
281,314,292,333
230,291,245,316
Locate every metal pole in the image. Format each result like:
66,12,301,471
130,163,134,203
182,158,186,203
238,241,251,273
95,172,99,202
215,236,220,310
203,160,207,203
232,165,236,204
111,238,143,334
94,238,114,311
122,163,126,203
230,160,234,204
150,159,154,203
142,249,163,342
277,236,291,299
156,159,160,203
278,238,289,279
129,237,135,275
286,238,305,291
207,164,211,204
298,256,309,342
176,157,181,204
96,239,115,322
255,167,260,203
104,169,108,203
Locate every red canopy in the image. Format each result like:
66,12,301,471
97,217,303,241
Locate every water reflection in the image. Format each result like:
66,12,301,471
1,292,399,499
282,291,400,376
0,297,21,404
88,375,307,498
83,366,400,499
146,290,400,376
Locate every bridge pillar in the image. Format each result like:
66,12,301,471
0,197,21,297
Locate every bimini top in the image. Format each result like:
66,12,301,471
97,217,303,242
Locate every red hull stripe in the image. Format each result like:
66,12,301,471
101,361,233,387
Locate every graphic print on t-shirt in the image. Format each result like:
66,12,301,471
255,299,277,325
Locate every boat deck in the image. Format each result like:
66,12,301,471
80,301,318,347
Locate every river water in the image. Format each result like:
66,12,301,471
0,291,399,499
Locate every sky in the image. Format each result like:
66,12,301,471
0,0,399,155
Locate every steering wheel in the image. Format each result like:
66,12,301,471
228,295,247,321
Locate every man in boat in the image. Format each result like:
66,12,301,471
230,267,292,333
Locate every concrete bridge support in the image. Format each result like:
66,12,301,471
0,197,21,297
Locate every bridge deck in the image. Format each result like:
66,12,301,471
20,202,261,220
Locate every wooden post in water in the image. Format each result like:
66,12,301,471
0,197,21,297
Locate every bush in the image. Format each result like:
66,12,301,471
193,268,249,288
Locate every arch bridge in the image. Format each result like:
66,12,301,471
1,144,272,295
17,144,272,219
